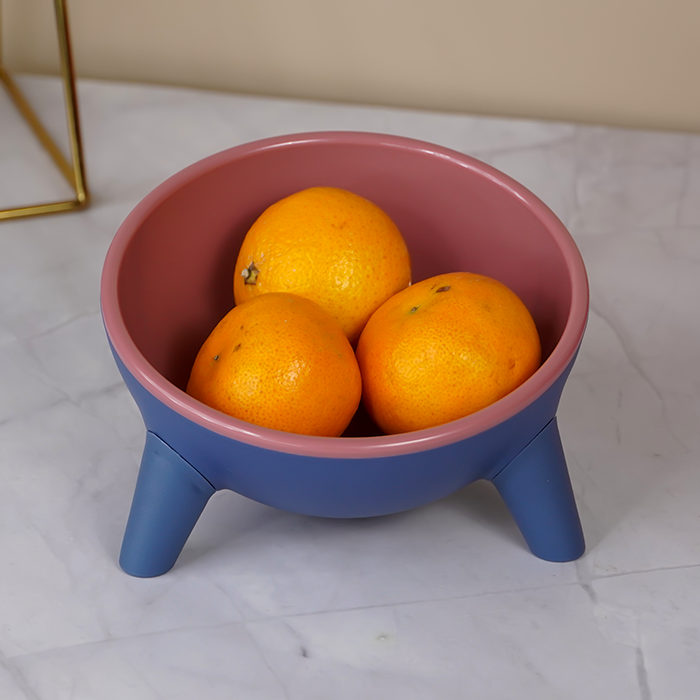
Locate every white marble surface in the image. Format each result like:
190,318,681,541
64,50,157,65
2,75,700,699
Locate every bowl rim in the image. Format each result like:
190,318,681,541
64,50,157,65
101,130,589,458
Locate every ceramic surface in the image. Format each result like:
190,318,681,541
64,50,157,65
102,131,587,453
100,131,587,574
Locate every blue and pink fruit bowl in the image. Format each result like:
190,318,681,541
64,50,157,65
100,131,589,577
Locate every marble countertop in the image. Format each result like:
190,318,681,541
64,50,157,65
2,75,699,699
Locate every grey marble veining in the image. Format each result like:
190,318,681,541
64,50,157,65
1,75,699,699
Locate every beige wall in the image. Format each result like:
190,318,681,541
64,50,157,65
3,0,699,132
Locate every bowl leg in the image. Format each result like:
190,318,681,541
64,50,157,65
491,417,585,562
119,431,216,577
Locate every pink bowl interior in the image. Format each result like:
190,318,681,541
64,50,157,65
102,132,588,456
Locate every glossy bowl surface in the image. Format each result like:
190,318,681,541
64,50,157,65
102,131,588,462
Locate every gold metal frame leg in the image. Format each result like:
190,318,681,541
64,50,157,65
1,0,89,221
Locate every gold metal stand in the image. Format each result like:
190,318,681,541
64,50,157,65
1,0,89,220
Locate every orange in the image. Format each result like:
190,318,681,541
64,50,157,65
233,186,411,344
186,293,362,437
356,272,541,434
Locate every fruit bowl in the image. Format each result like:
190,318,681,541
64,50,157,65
101,131,589,577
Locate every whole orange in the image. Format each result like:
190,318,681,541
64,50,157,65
186,293,362,437
233,186,411,344
356,272,542,434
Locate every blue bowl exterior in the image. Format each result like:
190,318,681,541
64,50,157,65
111,342,576,519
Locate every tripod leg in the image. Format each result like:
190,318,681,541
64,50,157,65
119,432,215,577
491,418,585,562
